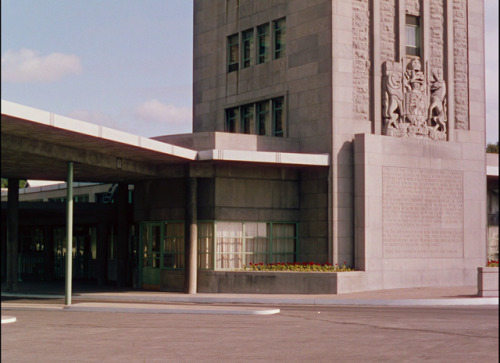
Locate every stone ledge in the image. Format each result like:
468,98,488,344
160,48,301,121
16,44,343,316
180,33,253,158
477,267,499,297
159,270,367,294
197,270,367,294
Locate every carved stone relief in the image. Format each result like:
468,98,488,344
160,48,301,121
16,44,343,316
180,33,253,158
382,59,447,141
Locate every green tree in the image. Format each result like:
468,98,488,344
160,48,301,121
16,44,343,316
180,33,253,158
1,178,27,188
486,142,499,153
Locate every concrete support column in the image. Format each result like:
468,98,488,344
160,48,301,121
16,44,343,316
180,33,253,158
6,178,19,292
65,162,74,305
184,177,198,294
96,223,108,286
116,183,129,287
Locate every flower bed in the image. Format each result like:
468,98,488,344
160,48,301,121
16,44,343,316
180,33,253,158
242,262,354,272
487,260,499,267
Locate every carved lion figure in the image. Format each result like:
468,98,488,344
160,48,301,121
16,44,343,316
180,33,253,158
428,68,447,132
383,68,404,131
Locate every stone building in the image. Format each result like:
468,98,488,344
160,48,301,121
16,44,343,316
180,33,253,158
1,0,488,293
160,0,486,291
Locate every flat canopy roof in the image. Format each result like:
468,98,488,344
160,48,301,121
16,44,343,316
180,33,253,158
1,100,329,183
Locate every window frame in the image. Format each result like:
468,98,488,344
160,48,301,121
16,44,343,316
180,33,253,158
242,28,254,68
273,18,286,59
225,107,239,133
212,221,298,270
272,97,285,137
257,23,270,64
405,15,420,57
256,100,270,136
140,221,185,271
241,104,254,134
227,33,239,72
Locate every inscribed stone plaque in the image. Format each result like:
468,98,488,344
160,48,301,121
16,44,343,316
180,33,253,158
382,167,464,258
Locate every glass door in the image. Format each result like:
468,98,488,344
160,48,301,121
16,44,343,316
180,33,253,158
140,223,161,288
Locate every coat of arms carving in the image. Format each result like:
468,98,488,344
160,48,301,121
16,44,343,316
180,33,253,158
382,59,447,141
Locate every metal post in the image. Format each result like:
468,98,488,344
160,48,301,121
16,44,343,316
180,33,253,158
65,162,74,305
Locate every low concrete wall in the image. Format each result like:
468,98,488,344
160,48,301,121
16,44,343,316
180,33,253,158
159,270,367,294
477,267,499,297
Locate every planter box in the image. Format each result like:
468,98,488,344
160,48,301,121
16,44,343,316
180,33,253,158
477,267,499,297
197,270,367,294
158,270,367,294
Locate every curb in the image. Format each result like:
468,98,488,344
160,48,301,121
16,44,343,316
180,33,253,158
2,292,498,307
1,302,280,315
64,303,280,315
1,315,17,324
77,294,499,306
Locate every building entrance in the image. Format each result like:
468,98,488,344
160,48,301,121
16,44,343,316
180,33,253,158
140,223,161,288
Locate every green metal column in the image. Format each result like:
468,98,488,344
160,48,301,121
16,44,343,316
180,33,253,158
65,162,74,305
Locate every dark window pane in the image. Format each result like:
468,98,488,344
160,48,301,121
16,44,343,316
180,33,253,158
226,108,239,133
274,18,286,59
228,34,239,72
242,29,254,68
257,24,269,64
273,97,284,137
257,101,270,135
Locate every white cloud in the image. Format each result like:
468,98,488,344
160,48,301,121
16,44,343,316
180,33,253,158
1,49,82,83
134,99,191,125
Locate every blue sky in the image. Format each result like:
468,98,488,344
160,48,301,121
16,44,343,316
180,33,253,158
1,0,498,143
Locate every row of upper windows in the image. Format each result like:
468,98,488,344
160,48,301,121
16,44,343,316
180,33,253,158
228,17,286,72
225,97,285,137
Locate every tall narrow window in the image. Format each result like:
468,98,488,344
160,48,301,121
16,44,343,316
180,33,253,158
406,15,420,57
226,107,239,133
257,101,270,135
228,34,239,72
273,18,286,59
257,24,270,64
241,104,254,134
242,29,254,68
198,222,214,270
163,222,184,269
272,97,284,137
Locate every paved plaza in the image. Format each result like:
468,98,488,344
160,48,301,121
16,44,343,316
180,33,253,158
1,304,498,362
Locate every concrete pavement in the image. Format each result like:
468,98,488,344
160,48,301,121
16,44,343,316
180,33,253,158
2,305,498,362
1,283,498,317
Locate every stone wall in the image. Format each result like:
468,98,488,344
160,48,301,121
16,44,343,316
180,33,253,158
213,165,300,222
380,0,397,62
453,0,469,130
354,133,486,290
193,0,334,154
406,0,420,16
352,0,370,121
299,168,329,263
430,0,445,71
